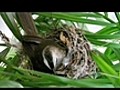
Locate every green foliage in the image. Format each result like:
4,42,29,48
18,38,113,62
0,12,120,88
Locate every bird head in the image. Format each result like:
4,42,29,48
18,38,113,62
42,40,67,73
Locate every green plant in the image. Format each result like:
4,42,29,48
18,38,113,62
0,12,120,88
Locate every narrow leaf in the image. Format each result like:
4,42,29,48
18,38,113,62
104,12,108,17
0,47,10,59
95,26,119,35
86,33,120,39
38,12,116,26
0,12,22,41
94,12,116,24
104,47,113,56
95,49,113,66
90,51,119,87
111,48,120,60
13,67,114,88
114,12,120,25
0,80,23,88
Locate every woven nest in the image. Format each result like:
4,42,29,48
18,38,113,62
45,24,98,79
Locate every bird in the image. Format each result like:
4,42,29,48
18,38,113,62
17,12,69,75
22,35,68,74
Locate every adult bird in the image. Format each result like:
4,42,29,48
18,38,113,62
17,12,68,74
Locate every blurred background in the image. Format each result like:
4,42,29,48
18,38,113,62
0,12,117,52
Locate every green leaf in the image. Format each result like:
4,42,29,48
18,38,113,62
0,80,23,88
13,67,114,88
10,54,21,67
86,33,120,39
107,43,120,48
38,12,116,26
111,48,120,60
87,38,120,48
104,12,108,17
0,47,10,59
112,63,120,71
104,47,113,56
0,12,22,41
114,12,120,25
0,55,14,68
94,12,116,24
3,55,20,79
95,50,113,66
104,47,119,62
90,51,120,87
108,53,118,61
60,12,103,18
95,26,119,35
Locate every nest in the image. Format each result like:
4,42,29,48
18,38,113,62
45,25,98,79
